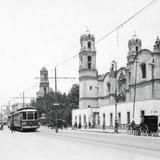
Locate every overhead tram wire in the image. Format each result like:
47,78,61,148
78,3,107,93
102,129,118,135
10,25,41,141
96,0,158,43
11,0,158,104
49,0,159,71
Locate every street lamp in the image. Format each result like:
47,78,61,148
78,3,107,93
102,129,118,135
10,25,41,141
53,103,59,121
41,113,46,120
53,103,59,133
111,60,118,133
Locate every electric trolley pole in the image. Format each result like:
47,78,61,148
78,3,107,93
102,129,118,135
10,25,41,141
11,92,34,108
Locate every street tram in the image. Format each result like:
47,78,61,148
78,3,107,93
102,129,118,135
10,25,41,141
8,106,39,131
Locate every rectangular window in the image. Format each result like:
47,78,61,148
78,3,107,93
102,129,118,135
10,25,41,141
140,110,145,122
34,112,37,119
98,113,100,125
127,112,130,123
110,113,113,126
118,112,121,124
103,113,105,125
28,111,33,120
84,115,86,124
140,110,145,117
79,115,81,123
88,56,91,69
22,112,26,120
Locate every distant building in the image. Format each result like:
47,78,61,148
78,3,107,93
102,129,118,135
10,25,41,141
72,31,160,127
1,106,10,123
37,67,53,97
11,102,22,111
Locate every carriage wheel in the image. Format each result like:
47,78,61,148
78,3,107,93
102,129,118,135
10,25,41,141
148,131,152,136
153,130,159,137
153,132,158,137
138,128,141,136
143,125,148,136
140,125,148,136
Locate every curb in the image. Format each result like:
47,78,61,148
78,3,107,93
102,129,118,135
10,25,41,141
71,128,127,134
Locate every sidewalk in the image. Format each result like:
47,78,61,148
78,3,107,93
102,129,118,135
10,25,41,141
71,127,128,134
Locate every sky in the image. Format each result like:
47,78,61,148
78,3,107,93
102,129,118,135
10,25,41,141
0,0,159,106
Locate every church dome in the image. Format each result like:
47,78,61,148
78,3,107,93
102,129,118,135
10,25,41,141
41,66,48,72
128,34,142,46
153,36,160,52
131,34,138,41
80,29,95,42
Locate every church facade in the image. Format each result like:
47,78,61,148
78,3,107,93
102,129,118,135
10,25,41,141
72,31,160,127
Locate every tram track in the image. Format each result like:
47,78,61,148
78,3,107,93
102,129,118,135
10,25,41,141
35,128,160,158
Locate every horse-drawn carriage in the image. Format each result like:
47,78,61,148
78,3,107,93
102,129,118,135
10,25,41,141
130,115,160,136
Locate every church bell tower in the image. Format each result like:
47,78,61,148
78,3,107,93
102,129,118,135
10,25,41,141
79,30,98,109
37,66,49,97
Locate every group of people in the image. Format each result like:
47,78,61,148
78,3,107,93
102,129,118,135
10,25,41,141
73,122,95,129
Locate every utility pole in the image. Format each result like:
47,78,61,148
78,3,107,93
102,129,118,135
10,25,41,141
55,67,57,93
111,60,118,133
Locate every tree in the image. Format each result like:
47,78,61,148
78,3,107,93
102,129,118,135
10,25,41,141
30,83,79,126
65,84,79,125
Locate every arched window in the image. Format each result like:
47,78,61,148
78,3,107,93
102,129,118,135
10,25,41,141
79,115,81,123
136,46,139,52
44,73,47,80
141,63,146,79
44,87,46,94
107,82,111,94
88,56,91,69
83,115,86,123
80,56,82,62
118,84,122,93
88,41,91,49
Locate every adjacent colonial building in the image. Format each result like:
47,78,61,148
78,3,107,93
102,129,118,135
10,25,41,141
72,30,160,127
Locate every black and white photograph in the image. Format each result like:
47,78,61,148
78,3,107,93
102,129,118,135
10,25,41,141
0,0,160,160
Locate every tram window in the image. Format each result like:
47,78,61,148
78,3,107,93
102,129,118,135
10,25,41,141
28,111,33,119
23,112,26,120
34,112,37,119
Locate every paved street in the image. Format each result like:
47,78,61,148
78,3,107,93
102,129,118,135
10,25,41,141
0,126,160,160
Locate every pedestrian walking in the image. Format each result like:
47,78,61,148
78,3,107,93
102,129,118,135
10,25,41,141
102,123,105,131
10,121,15,133
0,124,4,130
88,122,91,129
126,122,131,133
55,121,58,133
84,122,87,129
78,122,81,129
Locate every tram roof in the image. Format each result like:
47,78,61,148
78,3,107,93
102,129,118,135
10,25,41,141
9,107,37,115
17,107,36,111
18,109,37,112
